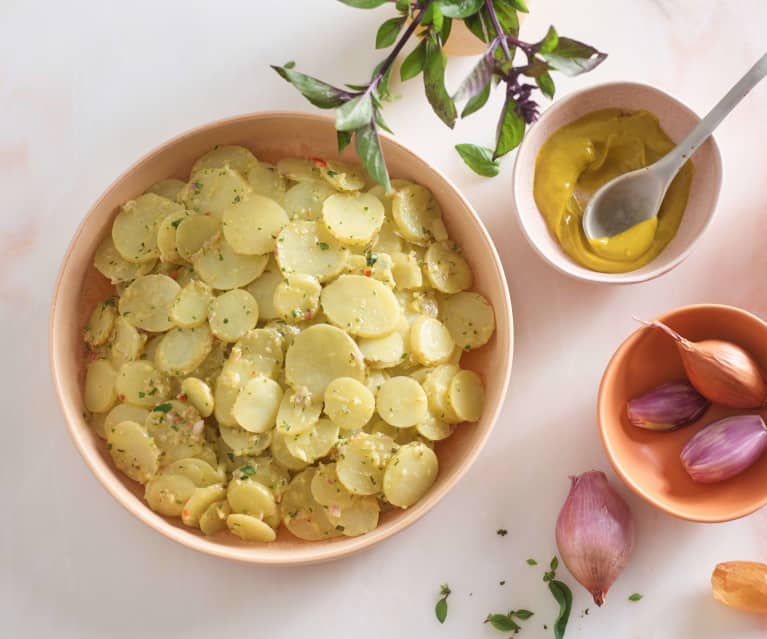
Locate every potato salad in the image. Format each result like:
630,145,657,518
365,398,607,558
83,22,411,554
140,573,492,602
83,145,496,542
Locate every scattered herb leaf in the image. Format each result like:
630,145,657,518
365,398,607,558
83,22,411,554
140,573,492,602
628,593,643,602
435,583,451,624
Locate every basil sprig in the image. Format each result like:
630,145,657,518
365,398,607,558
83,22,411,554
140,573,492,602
273,0,606,185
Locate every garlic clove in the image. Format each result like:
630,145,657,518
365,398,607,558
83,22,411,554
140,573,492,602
638,319,767,409
555,471,635,606
681,415,767,483
626,381,710,431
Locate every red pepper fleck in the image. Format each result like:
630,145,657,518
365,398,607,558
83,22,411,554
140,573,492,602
311,157,327,168
118,394,126,401
182,509,189,518
170,270,178,280
204,211,211,216
177,394,187,402
363,269,372,277
303,311,314,321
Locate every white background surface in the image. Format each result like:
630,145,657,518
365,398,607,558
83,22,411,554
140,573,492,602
2,1,767,637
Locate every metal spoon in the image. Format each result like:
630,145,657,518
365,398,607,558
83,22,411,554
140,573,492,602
582,52,767,240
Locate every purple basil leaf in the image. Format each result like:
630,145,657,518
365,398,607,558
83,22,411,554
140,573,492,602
271,65,349,109
453,41,498,102
540,37,607,76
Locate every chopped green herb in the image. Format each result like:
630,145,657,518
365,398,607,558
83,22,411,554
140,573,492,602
526,558,538,566
153,403,173,413
239,464,256,478
317,241,330,250
335,525,345,531
326,169,338,177
365,251,378,267
496,528,508,536
485,614,520,633
170,218,184,229
435,583,451,624
628,593,642,602
233,194,241,203
138,391,145,398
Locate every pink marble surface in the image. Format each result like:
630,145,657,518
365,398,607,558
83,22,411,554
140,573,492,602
2,1,766,637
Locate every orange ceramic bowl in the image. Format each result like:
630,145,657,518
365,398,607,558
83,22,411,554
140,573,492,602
49,112,513,564
599,304,767,522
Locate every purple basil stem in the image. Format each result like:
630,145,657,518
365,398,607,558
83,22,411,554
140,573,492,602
627,381,710,431
681,415,767,483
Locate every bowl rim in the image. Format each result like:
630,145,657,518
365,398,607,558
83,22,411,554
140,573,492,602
49,110,514,564
511,81,724,285
597,303,767,523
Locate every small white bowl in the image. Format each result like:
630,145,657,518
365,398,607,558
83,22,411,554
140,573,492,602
512,82,723,284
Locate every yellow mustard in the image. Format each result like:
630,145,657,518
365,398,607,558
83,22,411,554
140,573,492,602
533,108,694,273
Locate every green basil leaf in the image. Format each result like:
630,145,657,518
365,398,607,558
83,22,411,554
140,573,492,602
538,25,559,53
271,65,349,109
519,60,549,77
453,43,496,102
508,0,528,11
550,556,559,572
355,123,391,191
376,61,395,101
336,94,374,131
494,98,525,158
422,3,444,32
463,11,488,42
440,16,452,44
283,60,296,69
628,593,643,602
401,40,427,81
337,0,388,8
455,144,499,177
540,37,607,76
513,609,534,620
537,71,555,99
435,597,448,624
395,0,410,11
374,109,394,134
437,0,484,18
490,0,519,37
549,580,573,639
461,81,491,118
485,614,520,632
376,16,406,49
337,130,353,153
423,36,457,128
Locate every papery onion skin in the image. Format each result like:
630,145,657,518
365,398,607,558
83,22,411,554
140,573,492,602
712,561,767,614
627,381,710,431
642,320,767,409
681,415,767,483
555,471,635,606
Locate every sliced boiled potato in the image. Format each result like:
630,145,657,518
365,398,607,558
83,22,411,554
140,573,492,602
424,242,472,294
176,214,221,262
182,484,226,527
89,412,107,439
199,500,231,536
194,237,267,290
416,414,455,441
233,328,285,379
367,419,420,446
245,266,283,321
270,431,310,472
281,468,338,540
448,369,484,422
190,339,227,384
113,193,185,263
391,251,423,290
275,389,322,436
322,192,385,246
170,279,213,328
422,364,461,423
107,419,160,484
85,359,118,413
284,323,365,397
284,180,335,220
146,178,186,201
368,179,412,217
84,300,117,347
318,159,366,191
219,424,272,456
163,458,224,487
214,366,247,427
180,377,214,417
145,473,197,516
383,442,438,508
227,513,277,542
155,325,213,375
191,145,258,176
372,219,405,255
104,403,150,439
145,400,205,462
208,289,259,342
336,432,395,495
275,221,348,282
284,417,339,463
324,377,375,430
391,184,445,245
234,456,291,500
273,273,321,322
227,479,276,517
94,235,156,284
276,157,322,183
180,167,252,217
118,274,180,332
321,275,400,338
358,331,406,368
410,316,454,366
116,360,170,407
222,194,288,255
441,291,495,351
376,376,428,428
310,462,355,510
246,162,287,204
157,210,192,264
344,252,395,286
325,495,380,537
232,374,283,433
366,370,390,396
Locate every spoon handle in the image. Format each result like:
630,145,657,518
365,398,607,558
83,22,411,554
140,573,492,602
658,51,767,178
